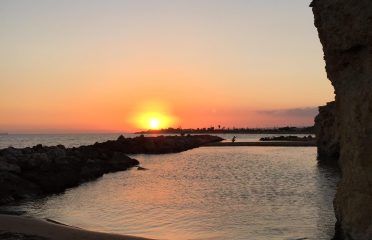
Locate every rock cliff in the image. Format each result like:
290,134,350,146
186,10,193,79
315,101,340,163
311,0,372,239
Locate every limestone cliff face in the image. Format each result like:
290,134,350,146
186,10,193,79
315,101,340,163
311,0,372,239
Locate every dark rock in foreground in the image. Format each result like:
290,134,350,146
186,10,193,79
0,135,222,205
0,231,48,240
0,145,139,205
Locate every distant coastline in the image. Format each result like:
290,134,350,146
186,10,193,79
135,126,315,135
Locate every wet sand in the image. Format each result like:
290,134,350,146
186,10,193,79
0,214,153,240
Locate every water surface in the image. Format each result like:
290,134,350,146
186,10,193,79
6,146,339,240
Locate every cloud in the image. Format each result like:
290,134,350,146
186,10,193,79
257,107,319,118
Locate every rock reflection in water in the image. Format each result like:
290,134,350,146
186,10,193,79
10,147,339,240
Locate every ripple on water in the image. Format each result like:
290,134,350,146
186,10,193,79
7,147,339,240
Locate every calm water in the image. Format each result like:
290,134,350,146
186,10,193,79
0,133,130,149
2,135,339,240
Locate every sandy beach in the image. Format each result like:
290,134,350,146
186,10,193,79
0,214,152,240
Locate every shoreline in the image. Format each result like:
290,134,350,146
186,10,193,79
135,126,315,135
203,141,316,147
0,214,153,240
0,135,223,239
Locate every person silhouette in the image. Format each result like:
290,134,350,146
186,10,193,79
232,136,236,143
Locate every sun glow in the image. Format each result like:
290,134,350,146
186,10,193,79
149,118,161,130
130,101,177,130
137,112,173,130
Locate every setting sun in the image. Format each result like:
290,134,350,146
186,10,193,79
137,113,173,130
129,101,178,130
149,118,161,130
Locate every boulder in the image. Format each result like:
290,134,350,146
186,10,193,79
0,161,21,174
46,146,66,159
0,171,41,204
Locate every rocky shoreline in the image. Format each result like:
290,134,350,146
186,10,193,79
0,135,223,205
94,134,224,154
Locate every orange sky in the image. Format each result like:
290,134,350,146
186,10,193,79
0,1,334,133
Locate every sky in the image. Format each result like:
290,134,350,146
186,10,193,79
0,0,334,133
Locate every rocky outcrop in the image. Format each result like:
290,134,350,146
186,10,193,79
0,145,139,205
93,135,224,154
314,101,340,163
311,1,372,239
0,135,223,205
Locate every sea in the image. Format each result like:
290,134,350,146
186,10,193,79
0,133,339,240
